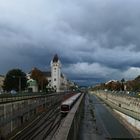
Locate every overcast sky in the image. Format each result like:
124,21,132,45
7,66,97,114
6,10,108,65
1,0,140,85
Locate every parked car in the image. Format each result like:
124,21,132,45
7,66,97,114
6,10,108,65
10,90,17,94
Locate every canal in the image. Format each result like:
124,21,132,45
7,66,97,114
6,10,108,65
78,93,134,140
91,94,133,139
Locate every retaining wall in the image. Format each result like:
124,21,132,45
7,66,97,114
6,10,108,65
94,91,140,121
0,93,63,137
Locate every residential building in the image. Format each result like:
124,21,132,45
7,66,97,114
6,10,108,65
0,75,4,92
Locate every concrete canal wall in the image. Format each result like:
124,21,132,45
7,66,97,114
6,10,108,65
93,91,140,132
114,109,140,131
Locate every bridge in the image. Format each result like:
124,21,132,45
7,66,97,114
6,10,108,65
0,91,140,139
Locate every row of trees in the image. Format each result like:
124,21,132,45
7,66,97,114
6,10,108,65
92,80,124,91
126,76,140,91
92,76,140,92
3,68,48,92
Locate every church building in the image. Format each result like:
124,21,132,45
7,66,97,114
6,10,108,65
27,54,68,92
50,54,61,92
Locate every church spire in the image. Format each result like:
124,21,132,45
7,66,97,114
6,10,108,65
53,54,59,62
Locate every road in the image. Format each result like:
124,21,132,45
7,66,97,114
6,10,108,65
78,93,133,140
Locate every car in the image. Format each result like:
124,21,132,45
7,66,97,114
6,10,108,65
10,90,17,94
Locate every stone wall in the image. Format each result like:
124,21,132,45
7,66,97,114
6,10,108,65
0,93,63,137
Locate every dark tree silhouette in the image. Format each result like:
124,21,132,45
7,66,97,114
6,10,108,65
3,69,27,92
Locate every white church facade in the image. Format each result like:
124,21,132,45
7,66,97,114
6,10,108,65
27,54,68,92
49,54,68,92
51,54,61,92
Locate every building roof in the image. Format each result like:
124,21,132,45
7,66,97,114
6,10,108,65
27,79,37,86
28,67,51,78
53,54,59,62
42,71,51,77
0,75,4,77
105,80,118,85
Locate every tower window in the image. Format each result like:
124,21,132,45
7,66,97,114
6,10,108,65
54,78,56,81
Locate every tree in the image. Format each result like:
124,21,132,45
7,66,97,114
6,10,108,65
30,68,48,91
3,69,27,92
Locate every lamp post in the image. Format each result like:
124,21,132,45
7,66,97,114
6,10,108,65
18,77,21,93
12,76,22,93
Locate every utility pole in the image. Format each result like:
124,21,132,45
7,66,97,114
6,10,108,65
19,77,21,93
13,76,22,93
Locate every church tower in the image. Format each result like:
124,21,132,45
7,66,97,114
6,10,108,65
51,54,61,92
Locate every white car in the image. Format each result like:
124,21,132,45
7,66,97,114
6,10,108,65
10,90,17,94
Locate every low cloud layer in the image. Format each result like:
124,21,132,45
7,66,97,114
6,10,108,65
0,0,140,85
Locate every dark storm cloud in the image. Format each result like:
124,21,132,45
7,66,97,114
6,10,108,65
1,0,140,85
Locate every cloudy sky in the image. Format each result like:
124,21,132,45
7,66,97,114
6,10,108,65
1,0,140,85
